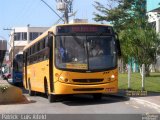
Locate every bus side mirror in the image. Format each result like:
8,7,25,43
47,31,54,47
115,33,121,57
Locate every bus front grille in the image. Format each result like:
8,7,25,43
73,88,104,91
72,79,103,83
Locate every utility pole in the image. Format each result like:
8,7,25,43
3,28,15,74
64,6,69,24
128,64,131,90
142,64,145,90
56,0,73,24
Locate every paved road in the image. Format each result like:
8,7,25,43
0,89,160,114
0,78,160,120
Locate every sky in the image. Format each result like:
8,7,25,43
0,0,160,42
147,0,160,11
0,0,106,41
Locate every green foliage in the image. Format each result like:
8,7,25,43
93,0,147,32
119,20,160,66
93,0,160,75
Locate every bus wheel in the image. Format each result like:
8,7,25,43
93,93,102,100
28,80,35,96
44,81,56,103
48,94,57,103
44,79,48,96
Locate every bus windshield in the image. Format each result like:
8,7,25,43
55,36,117,71
13,54,23,72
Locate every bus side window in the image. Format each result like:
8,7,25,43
45,37,48,48
23,51,26,65
37,42,40,52
42,38,45,49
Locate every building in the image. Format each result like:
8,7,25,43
1,50,9,74
8,26,49,72
0,40,7,68
9,26,49,61
147,7,160,72
147,7,160,33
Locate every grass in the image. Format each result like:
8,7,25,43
118,72,160,92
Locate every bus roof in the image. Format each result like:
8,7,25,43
23,23,112,51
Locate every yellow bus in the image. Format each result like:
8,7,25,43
23,24,121,102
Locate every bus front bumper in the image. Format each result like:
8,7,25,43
53,81,118,95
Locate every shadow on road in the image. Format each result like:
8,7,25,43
61,94,129,106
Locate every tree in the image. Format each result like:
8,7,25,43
93,0,146,32
120,19,160,76
93,0,160,76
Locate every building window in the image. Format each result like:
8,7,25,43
14,32,21,41
22,32,27,40
29,32,43,41
14,32,27,41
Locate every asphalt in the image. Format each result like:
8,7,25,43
0,76,160,106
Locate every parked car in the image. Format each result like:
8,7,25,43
2,72,11,80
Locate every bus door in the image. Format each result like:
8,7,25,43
48,32,54,92
23,51,28,88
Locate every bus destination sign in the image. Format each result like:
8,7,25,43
57,25,113,34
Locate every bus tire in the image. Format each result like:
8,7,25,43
48,94,57,103
44,79,48,96
93,93,102,100
44,80,56,102
28,79,35,96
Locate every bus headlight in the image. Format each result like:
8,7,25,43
106,75,115,82
111,75,115,79
59,76,69,83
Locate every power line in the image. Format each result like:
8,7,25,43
41,0,64,22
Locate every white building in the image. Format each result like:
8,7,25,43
148,7,160,33
9,26,49,60
148,7,160,72
0,40,7,67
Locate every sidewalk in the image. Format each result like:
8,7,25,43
117,89,160,106
0,77,9,84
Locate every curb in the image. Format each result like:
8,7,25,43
104,94,130,101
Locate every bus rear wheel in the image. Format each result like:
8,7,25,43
93,93,102,100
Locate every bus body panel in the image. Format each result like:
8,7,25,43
24,60,50,93
12,53,23,84
54,81,118,95
53,68,118,94
24,64,118,94
13,71,23,83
